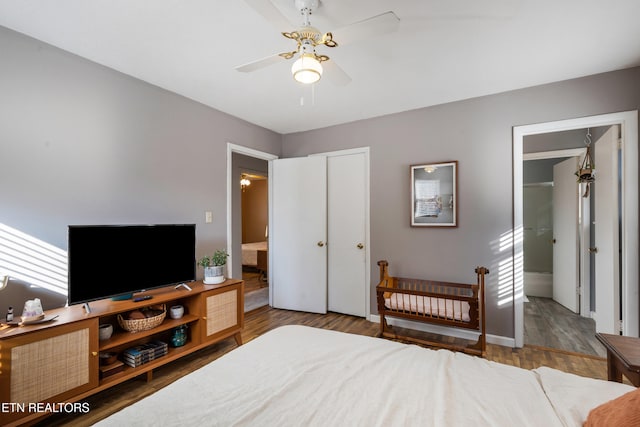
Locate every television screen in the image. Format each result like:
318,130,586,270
67,224,196,305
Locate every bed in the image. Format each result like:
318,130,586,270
376,260,487,356
242,241,268,280
241,241,267,267
94,325,635,426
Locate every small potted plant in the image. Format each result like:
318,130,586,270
198,249,229,284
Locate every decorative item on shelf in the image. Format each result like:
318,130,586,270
198,249,229,285
169,304,184,319
21,298,44,323
117,305,166,332
99,323,114,340
575,128,595,197
171,325,188,348
99,351,118,366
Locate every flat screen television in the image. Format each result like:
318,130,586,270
67,224,196,305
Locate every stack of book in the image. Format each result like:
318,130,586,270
122,340,168,368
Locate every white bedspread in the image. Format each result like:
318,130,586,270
95,325,633,427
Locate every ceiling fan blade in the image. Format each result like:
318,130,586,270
323,60,351,86
235,53,284,73
242,0,293,30
332,11,400,46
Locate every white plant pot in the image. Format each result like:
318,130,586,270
203,265,225,284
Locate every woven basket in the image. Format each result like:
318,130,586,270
117,305,166,332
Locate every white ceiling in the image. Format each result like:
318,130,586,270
1,0,639,134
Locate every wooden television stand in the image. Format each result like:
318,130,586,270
0,279,244,427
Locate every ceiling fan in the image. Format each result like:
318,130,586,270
236,0,400,85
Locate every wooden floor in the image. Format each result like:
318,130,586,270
243,270,269,312
242,270,267,293
524,296,606,357
38,306,619,426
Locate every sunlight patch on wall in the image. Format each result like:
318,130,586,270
491,226,523,307
513,249,524,302
0,223,68,295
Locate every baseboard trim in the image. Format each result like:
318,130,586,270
368,314,515,348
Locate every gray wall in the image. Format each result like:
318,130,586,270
524,126,610,153
282,67,640,339
2,279,68,314
0,26,281,307
523,158,564,184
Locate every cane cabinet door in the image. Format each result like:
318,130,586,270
200,281,244,344
0,319,99,425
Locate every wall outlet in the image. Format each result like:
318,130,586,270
205,211,212,223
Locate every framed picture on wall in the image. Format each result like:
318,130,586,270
410,161,458,227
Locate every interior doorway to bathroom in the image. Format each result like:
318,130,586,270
521,126,618,357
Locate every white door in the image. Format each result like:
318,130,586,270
552,157,579,313
594,125,620,334
327,153,366,317
271,156,327,314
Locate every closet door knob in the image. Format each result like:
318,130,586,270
317,241,325,247
357,243,364,249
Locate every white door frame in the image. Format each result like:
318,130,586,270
523,148,589,317
311,147,371,319
594,125,622,334
513,111,639,347
226,142,278,294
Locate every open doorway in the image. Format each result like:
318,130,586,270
240,169,269,311
226,143,278,313
513,111,639,349
521,140,603,356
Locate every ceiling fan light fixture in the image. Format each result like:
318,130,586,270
291,53,322,84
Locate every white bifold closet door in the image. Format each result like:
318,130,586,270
271,156,327,314
269,157,327,313
271,151,367,317
327,153,366,317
